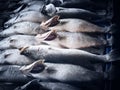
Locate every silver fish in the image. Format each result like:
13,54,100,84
18,1,45,13
20,45,113,67
5,11,50,26
0,60,104,86
20,60,105,85
41,3,103,23
15,80,80,90
0,22,44,37
40,15,106,33
35,30,107,54
0,35,37,50
0,49,33,65
0,65,29,83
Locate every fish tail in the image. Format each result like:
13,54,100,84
105,24,117,34
107,49,120,62
106,36,113,46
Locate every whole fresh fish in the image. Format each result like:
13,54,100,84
40,15,106,33
0,31,108,54
41,3,104,23
20,45,115,66
0,60,105,87
19,60,105,88
35,30,107,50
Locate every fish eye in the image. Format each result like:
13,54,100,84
13,25,17,29
9,39,16,43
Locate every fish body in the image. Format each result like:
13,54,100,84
0,35,37,50
0,22,44,37
5,11,50,26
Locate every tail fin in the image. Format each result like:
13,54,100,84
107,36,113,46
108,49,120,62
106,24,118,34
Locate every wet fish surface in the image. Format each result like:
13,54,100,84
20,45,111,71
36,30,107,53
0,35,37,50
0,22,44,37
19,61,105,89
41,3,104,23
0,49,33,65
15,80,80,90
5,11,50,26
40,16,106,33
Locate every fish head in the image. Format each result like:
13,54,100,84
0,36,19,50
0,49,18,64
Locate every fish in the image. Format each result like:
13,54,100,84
0,65,31,83
5,11,50,27
0,60,44,83
35,30,107,54
17,1,45,13
0,30,108,54
46,0,104,11
0,21,45,37
0,60,105,89
19,60,105,88
41,3,104,23
20,45,116,71
0,49,33,65
0,35,37,50
40,15,106,33
15,79,80,90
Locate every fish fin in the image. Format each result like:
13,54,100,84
19,60,46,74
40,15,60,30
105,24,117,34
108,49,120,62
35,30,57,41
19,46,29,54
107,36,113,46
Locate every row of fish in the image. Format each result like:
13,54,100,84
0,10,111,54
0,0,114,90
